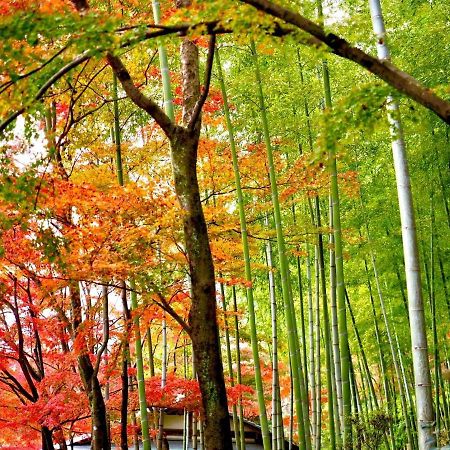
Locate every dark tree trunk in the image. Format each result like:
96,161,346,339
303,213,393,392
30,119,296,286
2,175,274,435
78,353,110,450
170,128,232,450
71,284,110,450
41,425,54,450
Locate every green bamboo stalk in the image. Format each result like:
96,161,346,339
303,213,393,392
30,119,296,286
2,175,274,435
232,286,247,450
219,282,242,450
316,1,352,441
329,199,343,443
438,167,450,229
306,243,316,445
430,190,441,442
345,289,378,410
314,197,336,448
150,5,174,446
151,0,174,122
437,247,450,319
130,281,151,450
264,214,284,450
215,46,270,450
292,204,309,398
250,39,310,449
112,71,151,450
147,330,155,377
314,243,321,448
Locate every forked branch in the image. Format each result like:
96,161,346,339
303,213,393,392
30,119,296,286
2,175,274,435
189,34,217,131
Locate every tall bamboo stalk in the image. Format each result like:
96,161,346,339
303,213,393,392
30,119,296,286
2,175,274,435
130,281,151,450
363,216,414,449
329,200,343,442
151,0,174,122
363,257,395,449
215,46,271,450
112,74,129,450
250,39,311,449
232,286,247,450
112,72,151,450
306,243,316,445
368,2,436,447
265,214,284,450
429,189,441,442
345,289,378,410
150,5,174,447
219,282,242,450
314,196,336,448
315,2,352,442
314,243,321,448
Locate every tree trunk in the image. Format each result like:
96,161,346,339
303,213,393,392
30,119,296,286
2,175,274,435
41,425,54,450
170,128,232,450
70,284,110,450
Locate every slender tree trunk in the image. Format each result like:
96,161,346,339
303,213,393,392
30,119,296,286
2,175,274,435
112,70,131,450
110,4,232,444
158,10,232,447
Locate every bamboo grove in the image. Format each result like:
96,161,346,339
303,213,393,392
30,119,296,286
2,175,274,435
0,0,449,449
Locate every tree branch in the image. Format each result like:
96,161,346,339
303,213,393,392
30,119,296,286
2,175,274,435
0,52,91,135
188,34,216,131
0,45,69,95
93,286,109,378
240,0,450,124
147,283,191,335
106,53,177,139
